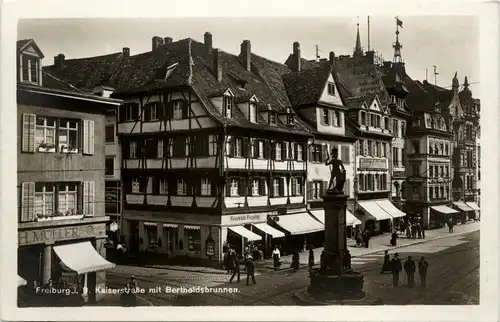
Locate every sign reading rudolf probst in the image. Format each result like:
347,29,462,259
18,224,105,246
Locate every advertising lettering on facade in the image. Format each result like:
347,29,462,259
18,224,106,246
359,158,387,170
221,213,268,226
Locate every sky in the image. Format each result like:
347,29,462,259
18,16,479,93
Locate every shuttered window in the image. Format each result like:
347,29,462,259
22,113,36,152
83,181,95,216
21,182,35,222
83,119,95,155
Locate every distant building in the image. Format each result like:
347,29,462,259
17,39,120,304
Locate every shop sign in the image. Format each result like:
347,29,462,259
359,158,387,170
221,213,267,226
18,224,106,246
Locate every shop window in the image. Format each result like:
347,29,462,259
185,229,201,257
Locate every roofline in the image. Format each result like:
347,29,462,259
18,83,122,105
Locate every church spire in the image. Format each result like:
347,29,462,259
354,17,363,56
463,76,469,89
392,17,403,63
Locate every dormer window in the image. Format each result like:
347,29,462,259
327,82,335,95
269,111,277,125
21,55,40,84
224,96,233,118
249,103,257,123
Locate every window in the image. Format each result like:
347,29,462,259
384,117,390,130
157,140,164,158
257,140,264,159
21,55,40,84
287,114,295,125
159,179,168,195
234,138,242,157
311,144,322,162
224,96,233,118
172,101,183,120
440,186,445,198
327,82,335,95
291,177,303,196
105,157,114,176
201,178,211,196
132,178,140,193
269,112,277,125
130,141,137,158
358,174,365,191
392,147,398,167
208,135,218,156
249,103,257,123
105,124,115,143
177,178,187,195
393,119,399,136
440,166,444,177
322,109,330,125
35,116,56,150
312,181,322,199
251,179,259,196
434,166,439,178
297,144,303,161
29,59,39,83
273,178,280,197
230,178,239,196
368,141,373,157
382,143,387,158
429,166,434,178
144,102,159,121
58,119,79,152
375,142,380,158
401,121,406,136
275,142,282,161
58,183,77,214
333,111,341,127
360,111,366,126
122,103,139,122
34,183,55,217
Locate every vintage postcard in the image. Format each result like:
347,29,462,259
1,0,499,321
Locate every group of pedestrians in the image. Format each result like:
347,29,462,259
381,251,429,288
354,228,372,248
225,247,257,286
402,221,426,239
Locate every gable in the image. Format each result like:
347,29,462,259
18,40,45,59
368,95,382,112
318,73,344,107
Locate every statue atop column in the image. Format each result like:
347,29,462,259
325,147,346,194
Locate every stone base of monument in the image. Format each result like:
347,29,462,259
293,269,381,305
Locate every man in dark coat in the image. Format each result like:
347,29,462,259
418,256,429,288
229,253,241,283
245,256,256,286
391,253,402,287
404,256,416,288
380,250,391,274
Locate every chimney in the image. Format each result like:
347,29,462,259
293,42,301,72
122,47,130,58
240,40,251,71
164,37,173,45
213,48,222,82
152,36,164,51
54,54,65,68
204,32,213,55
329,51,335,64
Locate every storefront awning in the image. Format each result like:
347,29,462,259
309,209,361,227
18,275,27,287
184,225,200,230
163,223,178,228
376,200,406,219
466,202,480,211
53,241,116,275
431,205,459,214
144,222,157,227
252,223,285,238
228,226,262,241
453,201,474,212
274,212,324,235
358,201,393,221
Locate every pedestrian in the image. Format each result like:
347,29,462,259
391,253,402,287
272,245,281,270
418,256,429,288
245,255,257,286
406,223,412,238
448,218,454,233
380,250,391,274
363,229,370,248
229,252,241,283
223,248,231,274
291,248,300,272
417,223,422,239
355,229,363,247
390,230,398,246
308,248,315,269
421,222,426,239
404,256,416,288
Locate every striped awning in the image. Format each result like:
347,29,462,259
184,225,200,230
163,223,179,228
143,222,157,227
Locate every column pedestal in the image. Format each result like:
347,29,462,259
42,244,52,285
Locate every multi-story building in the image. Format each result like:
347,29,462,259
403,75,457,228
283,45,360,237
16,39,120,304
47,34,341,261
334,24,406,233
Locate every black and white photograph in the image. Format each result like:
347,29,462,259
1,1,499,321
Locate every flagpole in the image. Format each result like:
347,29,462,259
367,16,370,52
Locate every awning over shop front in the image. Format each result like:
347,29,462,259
466,202,480,211
252,223,285,238
453,201,474,212
228,226,262,241
376,200,406,219
358,201,393,221
274,212,324,235
184,225,200,230
53,241,116,275
18,275,27,287
163,223,179,228
144,222,157,227
309,209,361,227
431,205,459,214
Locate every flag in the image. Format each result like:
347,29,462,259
396,18,403,28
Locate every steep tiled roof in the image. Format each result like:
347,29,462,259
282,62,332,107
402,74,435,112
